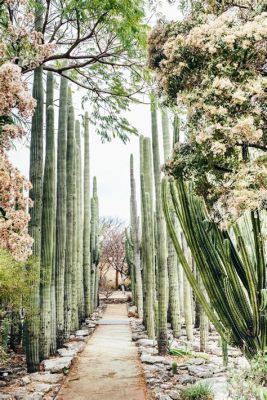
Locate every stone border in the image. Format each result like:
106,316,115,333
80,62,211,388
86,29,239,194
0,305,106,400
129,314,248,400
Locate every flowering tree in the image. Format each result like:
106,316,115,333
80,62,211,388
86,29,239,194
0,0,55,260
1,0,148,141
148,0,267,226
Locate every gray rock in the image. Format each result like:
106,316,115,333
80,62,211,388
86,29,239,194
140,347,156,355
188,365,213,378
141,355,171,365
0,381,7,387
176,374,196,385
75,329,89,337
87,323,96,328
31,372,63,384
21,376,31,385
188,358,205,366
24,394,43,400
169,391,180,400
0,394,12,400
31,382,52,394
156,394,172,400
137,339,156,347
64,341,85,353
202,377,229,400
57,348,77,357
161,383,173,390
14,390,27,400
132,333,148,341
42,357,73,373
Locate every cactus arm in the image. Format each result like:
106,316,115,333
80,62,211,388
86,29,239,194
162,178,227,339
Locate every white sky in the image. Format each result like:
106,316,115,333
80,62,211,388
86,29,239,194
9,2,181,224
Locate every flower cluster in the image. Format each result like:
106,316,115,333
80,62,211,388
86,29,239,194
0,154,33,261
0,0,51,259
1,0,55,70
149,4,267,225
0,63,36,118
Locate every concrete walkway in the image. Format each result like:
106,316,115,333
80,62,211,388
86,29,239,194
57,304,148,400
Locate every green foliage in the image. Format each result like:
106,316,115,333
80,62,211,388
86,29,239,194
229,353,267,399
169,347,192,357
180,383,214,400
0,249,36,312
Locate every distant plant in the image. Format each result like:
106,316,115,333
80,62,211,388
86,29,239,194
172,361,178,374
99,276,115,299
169,347,192,357
228,353,267,399
180,382,214,400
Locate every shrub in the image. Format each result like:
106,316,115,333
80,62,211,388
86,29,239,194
180,382,214,400
229,353,267,399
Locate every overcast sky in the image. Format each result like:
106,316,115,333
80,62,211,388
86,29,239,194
9,2,180,224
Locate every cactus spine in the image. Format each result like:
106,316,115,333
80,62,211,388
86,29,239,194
83,112,91,317
26,2,44,366
151,102,168,355
130,154,143,320
64,97,75,338
55,76,68,347
40,72,55,360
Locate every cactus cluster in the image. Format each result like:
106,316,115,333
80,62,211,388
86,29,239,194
162,178,267,358
25,73,101,372
127,104,198,355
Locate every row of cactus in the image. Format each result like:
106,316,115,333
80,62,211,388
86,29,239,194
162,177,267,359
127,103,200,355
25,72,100,371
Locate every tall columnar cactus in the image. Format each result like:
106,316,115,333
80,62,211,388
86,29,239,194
71,121,79,331
199,274,208,352
139,136,147,322
55,76,68,347
141,138,155,339
161,109,181,338
26,1,44,367
75,122,84,321
125,228,135,301
162,178,267,359
141,179,155,340
180,233,194,341
90,196,96,312
130,154,143,320
93,178,100,309
83,112,91,317
151,101,168,355
173,115,180,147
40,72,55,360
64,97,75,338
90,177,100,312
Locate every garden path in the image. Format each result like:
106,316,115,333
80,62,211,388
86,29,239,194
57,303,148,400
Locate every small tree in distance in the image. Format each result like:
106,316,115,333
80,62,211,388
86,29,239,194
99,217,127,292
